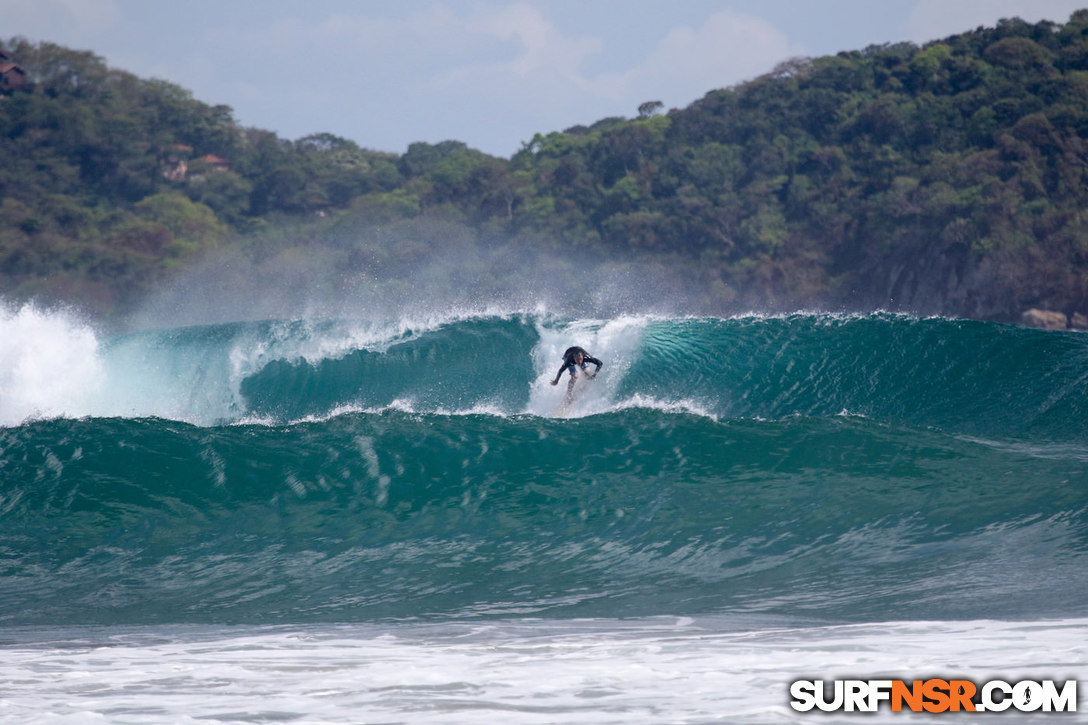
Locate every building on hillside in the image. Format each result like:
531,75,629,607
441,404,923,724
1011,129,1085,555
196,154,230,171
161,144,194,181
0,49,29,93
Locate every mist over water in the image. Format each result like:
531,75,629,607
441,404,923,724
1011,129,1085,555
125,221,710,331
16,221,722,426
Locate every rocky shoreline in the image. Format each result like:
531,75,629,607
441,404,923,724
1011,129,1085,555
1020,308,1088,331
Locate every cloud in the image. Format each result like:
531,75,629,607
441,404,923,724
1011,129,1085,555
172,7,500,139
591,10,801,105
428,6,799,146
204,5,483,62
906,0,1086,42
466,2,603,80
2,0,121,40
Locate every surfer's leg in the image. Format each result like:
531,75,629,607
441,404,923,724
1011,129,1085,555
565,374,577,399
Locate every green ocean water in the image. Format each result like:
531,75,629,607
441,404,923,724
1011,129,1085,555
2,311,1087,626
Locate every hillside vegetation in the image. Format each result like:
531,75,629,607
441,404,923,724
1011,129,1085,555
4,12,1088,323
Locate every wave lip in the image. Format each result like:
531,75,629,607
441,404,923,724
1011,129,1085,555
5,306,1088,440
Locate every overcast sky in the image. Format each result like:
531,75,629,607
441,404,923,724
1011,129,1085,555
3,0,1086,157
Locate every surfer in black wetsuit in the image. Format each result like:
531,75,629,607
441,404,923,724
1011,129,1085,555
550,346,602,389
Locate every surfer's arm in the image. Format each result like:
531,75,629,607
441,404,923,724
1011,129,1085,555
551,362,571,385
585,356,602,376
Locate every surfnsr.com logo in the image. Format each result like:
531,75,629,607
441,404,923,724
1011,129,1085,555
789,679,1078,713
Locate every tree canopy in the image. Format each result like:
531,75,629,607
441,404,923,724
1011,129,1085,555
5,13,1088,322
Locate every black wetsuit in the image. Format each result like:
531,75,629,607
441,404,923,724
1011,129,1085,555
552,346,603,384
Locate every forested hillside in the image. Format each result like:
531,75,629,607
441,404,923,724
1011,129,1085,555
4,11,1088,324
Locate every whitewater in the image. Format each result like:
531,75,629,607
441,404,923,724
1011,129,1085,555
2,301,1087,723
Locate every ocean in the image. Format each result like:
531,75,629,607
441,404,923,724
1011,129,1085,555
1,304,1086,722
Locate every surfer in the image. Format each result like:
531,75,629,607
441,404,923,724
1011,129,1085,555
550,346,602,390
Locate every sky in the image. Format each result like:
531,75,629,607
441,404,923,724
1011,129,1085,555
3,0,1087,158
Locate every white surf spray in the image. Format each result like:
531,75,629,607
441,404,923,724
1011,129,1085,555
527,314,715,420
0,303,105,426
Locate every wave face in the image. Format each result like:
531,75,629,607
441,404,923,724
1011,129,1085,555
2,305,1088,625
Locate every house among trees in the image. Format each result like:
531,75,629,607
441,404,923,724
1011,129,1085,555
0,49,28,93
197,154,230,171
160,148,231,181
161,143,194,181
